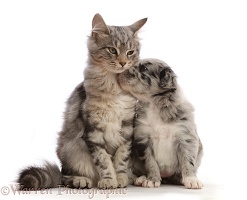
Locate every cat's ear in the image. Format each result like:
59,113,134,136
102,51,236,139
92,13,110,36
129,18,148,34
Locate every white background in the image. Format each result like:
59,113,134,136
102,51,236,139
0,0,247,199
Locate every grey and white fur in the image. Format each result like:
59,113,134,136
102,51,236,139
118,58,203,189
17,14,147,189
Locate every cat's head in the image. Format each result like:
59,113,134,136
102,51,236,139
87,13,147,73
118,58,177,102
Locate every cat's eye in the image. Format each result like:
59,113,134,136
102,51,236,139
126,50,134,56
139,65,148,73
108,47,117,55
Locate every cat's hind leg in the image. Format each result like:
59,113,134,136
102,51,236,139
62,176,93,188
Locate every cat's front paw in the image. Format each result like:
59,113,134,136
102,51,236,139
98,178,118,189
73,177,93,188
117,173,129,188
63,176,93,188
182,176,203,189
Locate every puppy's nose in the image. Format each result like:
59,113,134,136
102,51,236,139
129,67,134,73
120,62,126,67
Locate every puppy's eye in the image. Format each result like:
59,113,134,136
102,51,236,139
108,47,117,55
126,50,134,56
139,65,148,73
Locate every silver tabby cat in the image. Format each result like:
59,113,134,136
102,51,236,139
118,58,203,189
18,14,147,189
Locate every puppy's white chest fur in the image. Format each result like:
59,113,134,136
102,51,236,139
145,105,178,176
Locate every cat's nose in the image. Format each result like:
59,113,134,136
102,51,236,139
119,62,126,67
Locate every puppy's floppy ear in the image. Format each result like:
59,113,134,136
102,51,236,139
159,68,168,88
159,68,176,88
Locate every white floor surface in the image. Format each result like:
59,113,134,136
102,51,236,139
1,180,225,200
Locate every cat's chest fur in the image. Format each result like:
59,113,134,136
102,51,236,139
84,71,136,154
139,103,179,176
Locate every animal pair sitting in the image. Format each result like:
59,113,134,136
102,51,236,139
18,14,203,190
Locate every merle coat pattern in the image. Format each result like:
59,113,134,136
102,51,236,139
118,58,203,189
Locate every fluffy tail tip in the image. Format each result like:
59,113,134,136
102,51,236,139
17,162,61,190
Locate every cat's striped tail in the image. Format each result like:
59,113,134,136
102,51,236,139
17,162,62,190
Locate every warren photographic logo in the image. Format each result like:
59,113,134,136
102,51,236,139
1,184,128,199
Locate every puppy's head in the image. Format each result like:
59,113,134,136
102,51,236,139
118,58,177,102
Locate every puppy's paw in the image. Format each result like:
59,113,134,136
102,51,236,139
183,176,203,189
142,179,161,188
135,175,147,186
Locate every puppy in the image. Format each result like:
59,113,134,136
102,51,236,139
118,58,203,189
